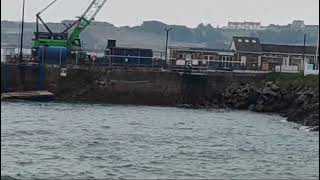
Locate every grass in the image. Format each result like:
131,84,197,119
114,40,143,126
263,72,319,91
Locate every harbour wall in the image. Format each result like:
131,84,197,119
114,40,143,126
1,64,264,105
1,64,318,130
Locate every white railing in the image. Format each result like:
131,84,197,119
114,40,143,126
275,65,299,73
304,64,319,76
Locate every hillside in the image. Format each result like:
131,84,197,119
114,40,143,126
1,20,318,51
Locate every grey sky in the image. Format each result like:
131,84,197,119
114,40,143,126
1,0,319,27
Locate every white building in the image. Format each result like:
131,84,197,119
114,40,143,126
227,21,261,30
290,20,305,29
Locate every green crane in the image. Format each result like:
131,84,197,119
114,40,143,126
32,0,107,52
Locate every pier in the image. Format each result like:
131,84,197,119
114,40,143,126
1,90,55,102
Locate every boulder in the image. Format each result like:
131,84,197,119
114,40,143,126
287,109,306,124
304,103,319,112
270,84,280,91
262,88,278,97
310,126,319,132
294,94,307,106
234,101,248,109
255,104,264,112
248,104,256,111
304,114,319,127
265,81,274,88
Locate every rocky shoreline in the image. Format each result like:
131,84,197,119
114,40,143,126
57,79,319,131
50,71,319,131
222,81,319,131
179,77,319,131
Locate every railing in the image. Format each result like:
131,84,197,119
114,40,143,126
275,65,299,73
304,64,319,76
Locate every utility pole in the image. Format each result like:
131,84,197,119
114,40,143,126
19,0,26,64
316,27,319,65
302,33,306,70
164,26,172,66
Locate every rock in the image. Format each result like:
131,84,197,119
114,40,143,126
263,105,274,112
260,95,269,102
234,101,247,109
304,114,319,127
304,103,319,112
220,79,319,130
262,88,278,97
241,88,250,94
247,94,258,105
303,89,314,97
255,104,264,112
287,109,306,124
270,84,280,91
265,81,274,87
273,102,289,112
294,94,307,106
310,126,319,131
283,93,295,103
248,104,256,111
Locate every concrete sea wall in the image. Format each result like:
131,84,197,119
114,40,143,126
1,64,318,130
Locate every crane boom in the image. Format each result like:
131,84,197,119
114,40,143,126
82,0,107,25
67,0,107,50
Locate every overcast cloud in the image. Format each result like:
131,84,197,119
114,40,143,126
1,0,319,27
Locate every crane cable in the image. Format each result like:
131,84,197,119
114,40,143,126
38,0,59,15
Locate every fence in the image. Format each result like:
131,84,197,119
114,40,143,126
304,64,319,76
275,65,299,73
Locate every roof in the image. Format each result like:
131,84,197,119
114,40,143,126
169,46,234,53
232,36,262,52
228,22,261,25
108,46,152,51
261,44,317,55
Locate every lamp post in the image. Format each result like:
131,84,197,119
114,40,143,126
316,27,319,65
164,26,172,66
302,33,306,70
19,0,26,64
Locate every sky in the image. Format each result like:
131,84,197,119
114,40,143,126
1,0,319,28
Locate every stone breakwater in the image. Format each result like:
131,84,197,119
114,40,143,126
222,81,319,131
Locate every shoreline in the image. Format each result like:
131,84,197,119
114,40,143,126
2,97,318,132
1,65,318,131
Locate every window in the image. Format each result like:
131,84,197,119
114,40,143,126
252,40,257,43
238,39,242,42
245,39,250,43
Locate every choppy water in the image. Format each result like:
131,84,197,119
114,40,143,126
1,101,319,179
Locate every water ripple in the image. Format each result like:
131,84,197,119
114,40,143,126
1,101,319,179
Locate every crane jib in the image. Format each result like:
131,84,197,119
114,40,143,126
67,0,107,49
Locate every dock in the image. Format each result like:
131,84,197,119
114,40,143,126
1,91,55,102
